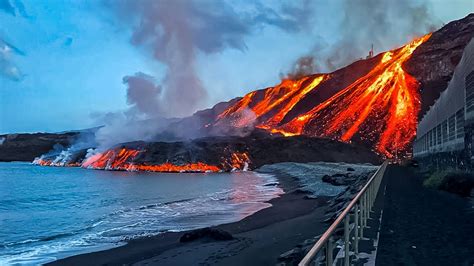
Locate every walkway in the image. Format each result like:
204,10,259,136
376,165,474,265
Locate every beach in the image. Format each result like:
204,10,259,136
49,162,377,266
48,172,330,265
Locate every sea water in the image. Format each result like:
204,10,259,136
0,162,283,265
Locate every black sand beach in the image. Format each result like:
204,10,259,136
48,172,332,266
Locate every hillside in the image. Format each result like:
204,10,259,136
172,14,474,159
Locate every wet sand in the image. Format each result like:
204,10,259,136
48,173,331,266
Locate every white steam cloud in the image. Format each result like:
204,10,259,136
108,0,313,118
91,0,314,149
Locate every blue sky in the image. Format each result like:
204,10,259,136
0,0,472,134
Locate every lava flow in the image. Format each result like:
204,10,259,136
32,158,81,167
128,162,221,173
216,34,431,158
216,75,327,130
81,148,221,172
222,151,251,170
79,148,250,173
82,148,141,170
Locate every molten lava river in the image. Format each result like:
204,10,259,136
216,34,431,158
77,148,250,173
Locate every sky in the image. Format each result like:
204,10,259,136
0,0,473,134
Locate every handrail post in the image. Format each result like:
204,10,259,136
370,184,375,205
363,193,367,226
327,236,333,266
354,204,359,254
365,193,370,220
374,177,378,196
371,183,374,208
360,196,364,238
344,216,350,266
365,185,372,212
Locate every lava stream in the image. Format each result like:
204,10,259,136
79,148,251,172
217,74,327,132
216,34,431,158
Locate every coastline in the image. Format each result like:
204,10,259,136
48,170,332,266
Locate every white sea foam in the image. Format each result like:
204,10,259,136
0,163,283,265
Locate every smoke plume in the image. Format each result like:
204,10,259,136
123,72,163,117
107,0,313,118
91,0,314,149
289,0,438,74
285,56,318,80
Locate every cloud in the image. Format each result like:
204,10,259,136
63,37,73,47
0,0,27,17
0,38,24,81
0,0,15,16
0,0,27,82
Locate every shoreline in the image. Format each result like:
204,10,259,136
48,170,332,266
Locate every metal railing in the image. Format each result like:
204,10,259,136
299,161,388,266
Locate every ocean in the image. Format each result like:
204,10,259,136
0,162,283,265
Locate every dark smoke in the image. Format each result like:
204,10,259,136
288,0,439,75
123,72,163,117
285,56,318,80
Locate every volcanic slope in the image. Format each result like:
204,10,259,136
196,14,474,158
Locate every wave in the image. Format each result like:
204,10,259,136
0,170,283,265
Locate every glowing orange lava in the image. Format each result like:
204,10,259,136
79,148,253,172
82,148,141,170
217,75,327,130
81,148,221,172
228,152,250,170
33,158,81,167
128,162,220,173
216,34,432,158
33,158,53,166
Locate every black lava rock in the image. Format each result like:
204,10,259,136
179,228,233,243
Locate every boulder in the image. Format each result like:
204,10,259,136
179,227,233,243
322,173,357,186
